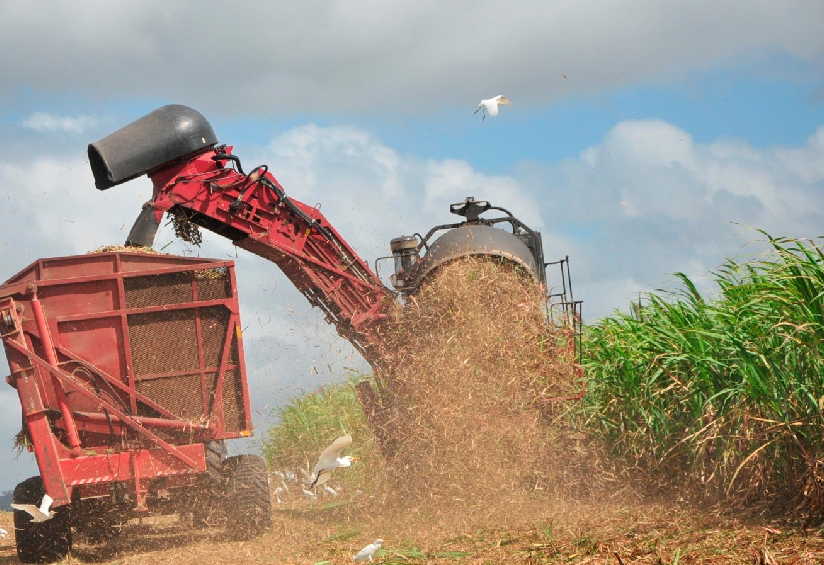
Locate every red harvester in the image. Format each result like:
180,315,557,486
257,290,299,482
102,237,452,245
1,105,581,562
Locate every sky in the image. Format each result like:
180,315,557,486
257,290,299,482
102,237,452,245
0,1,822,490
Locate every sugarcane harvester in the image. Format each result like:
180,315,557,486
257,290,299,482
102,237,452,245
0,105,577,562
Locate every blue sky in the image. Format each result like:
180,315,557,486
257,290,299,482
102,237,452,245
0,1,822,490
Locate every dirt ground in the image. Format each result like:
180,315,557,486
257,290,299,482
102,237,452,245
1,494,822,565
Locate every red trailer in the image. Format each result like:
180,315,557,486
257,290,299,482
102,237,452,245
0,250,270,562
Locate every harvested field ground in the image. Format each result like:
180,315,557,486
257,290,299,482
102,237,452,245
1,499,822,564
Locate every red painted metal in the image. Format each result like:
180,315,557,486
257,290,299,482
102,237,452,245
0,252,250,509
144,147,392,362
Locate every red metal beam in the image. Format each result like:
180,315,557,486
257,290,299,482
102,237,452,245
5,339,201,470
147,149,392,363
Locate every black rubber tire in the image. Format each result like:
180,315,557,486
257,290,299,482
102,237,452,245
13,477,71,563
205,440,226,479
223,455,271,539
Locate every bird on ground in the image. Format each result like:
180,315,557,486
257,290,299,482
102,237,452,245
0,528,7,539
353,539,383,562
323,485,338,496
301,487,317,498
12,493,54,523
308,434,355,488
474,95,511,120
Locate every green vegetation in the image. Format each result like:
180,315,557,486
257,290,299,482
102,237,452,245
263,234,823,518
581,235,824,511
262,378,376,487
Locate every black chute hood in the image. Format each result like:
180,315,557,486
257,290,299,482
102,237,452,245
88,104,217,190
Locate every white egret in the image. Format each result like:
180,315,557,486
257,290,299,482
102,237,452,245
323,485,338,496
274,486,286,503
474,95,511,120
353,539,383,562
0,527,7,538
301,487,317,498
12,493,54,523
308,434,355,488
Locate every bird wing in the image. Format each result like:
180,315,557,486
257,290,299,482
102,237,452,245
486,102,500,116
315,434,352,470
11,504,42,519
39,494,54,515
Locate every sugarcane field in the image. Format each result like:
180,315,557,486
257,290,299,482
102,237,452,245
1,3,823,564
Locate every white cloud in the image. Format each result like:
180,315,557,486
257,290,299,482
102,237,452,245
0,2,822,113
540,121,824,316
21,112,98,134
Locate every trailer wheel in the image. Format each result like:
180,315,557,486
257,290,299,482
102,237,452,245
13,477,71,563
223,455,271,539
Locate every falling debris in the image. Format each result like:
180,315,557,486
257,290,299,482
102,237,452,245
352,539,383,562
369,258,581,498
474,95,511,120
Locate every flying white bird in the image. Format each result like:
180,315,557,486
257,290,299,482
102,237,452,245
308,434,355,488
474,95,511,120
12,493,54,523
353,539,383,562
0,527,7,539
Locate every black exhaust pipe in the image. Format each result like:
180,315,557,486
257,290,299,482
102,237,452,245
88,104,217,190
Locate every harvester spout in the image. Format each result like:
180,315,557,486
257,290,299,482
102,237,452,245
125,202,162,247
88,104,217,190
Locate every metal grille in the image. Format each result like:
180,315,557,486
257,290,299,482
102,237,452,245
201,307,230,367
222,368,244,431
195,269,230,301
123,264,246,433
125,272,193,308
128,310,199,375
137,375,203,421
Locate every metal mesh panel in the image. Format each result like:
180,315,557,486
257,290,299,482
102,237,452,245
121,263,246,432
125,272,193,308
222,367,244,432
195,269,230,301
137,375,203,421
128,310,199,375
201,307,230,367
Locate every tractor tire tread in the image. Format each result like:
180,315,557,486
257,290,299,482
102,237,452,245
13,476,71,563
223,454,271,539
